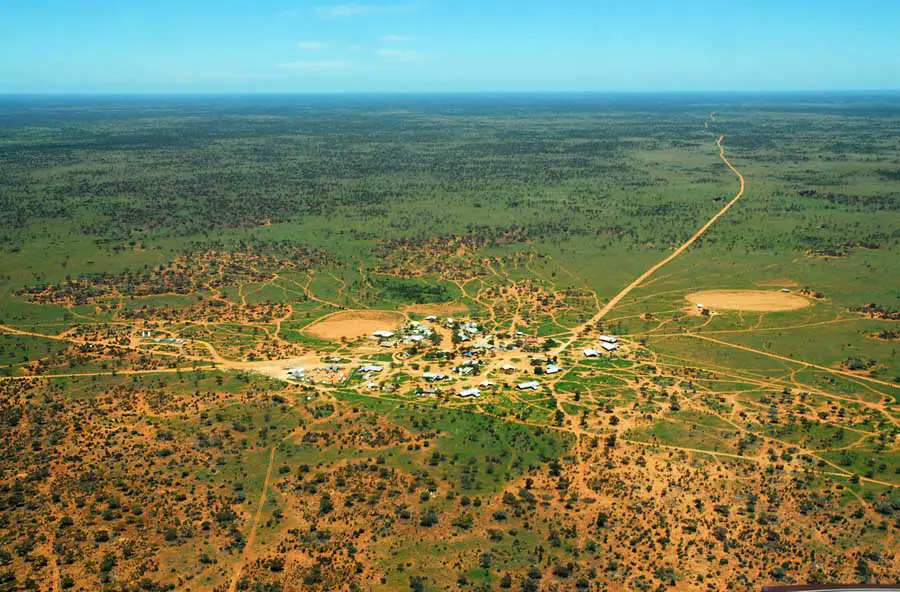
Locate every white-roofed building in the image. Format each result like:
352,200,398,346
287,368,308,381
583,348,600,358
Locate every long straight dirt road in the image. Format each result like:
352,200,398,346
555,134,745,355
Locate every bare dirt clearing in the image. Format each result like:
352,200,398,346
302,310,405,341
686,289,810,312
236,354,325,377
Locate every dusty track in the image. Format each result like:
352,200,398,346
687,333,900,391
228,445,277,592
0,366,218,381
0,323,214,364
556,135,745,354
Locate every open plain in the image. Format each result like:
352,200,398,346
0,93,898,591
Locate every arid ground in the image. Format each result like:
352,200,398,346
0,95,898,592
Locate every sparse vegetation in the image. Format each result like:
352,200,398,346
1,94,898,590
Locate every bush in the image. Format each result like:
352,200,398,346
100,553,117,573
419,508,438,527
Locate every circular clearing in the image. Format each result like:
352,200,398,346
303,310,406,341
685,290,810,312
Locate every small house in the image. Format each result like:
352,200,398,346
601,343,618,352
458,387,481,398
599,335,618,344
517,381,540,390
583,348,599,358
373,330,395,339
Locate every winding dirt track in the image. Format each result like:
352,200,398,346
556,135,745,354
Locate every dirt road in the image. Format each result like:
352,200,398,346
0,366,218,381
688,333,900,391
228,445,277,592
555,135,745,354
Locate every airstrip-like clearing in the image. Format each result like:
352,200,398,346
301,309,405,341
685,289,811,312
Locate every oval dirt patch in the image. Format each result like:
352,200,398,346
685,290,810,312
303,310,406,341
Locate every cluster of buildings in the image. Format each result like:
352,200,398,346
287,364,346,384
138,329,185,345
447,318,481,342
372,320,436,347
584,335,619,356
294,312,627,400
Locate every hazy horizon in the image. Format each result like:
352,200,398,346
4,89,900,95
3,0,899,94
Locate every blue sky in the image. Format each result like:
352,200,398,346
2,0,899,93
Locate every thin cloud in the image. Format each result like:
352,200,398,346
376,48,419,60
316,4,412,18
380,34,408,43
297,41,325,51
276,60,349,70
